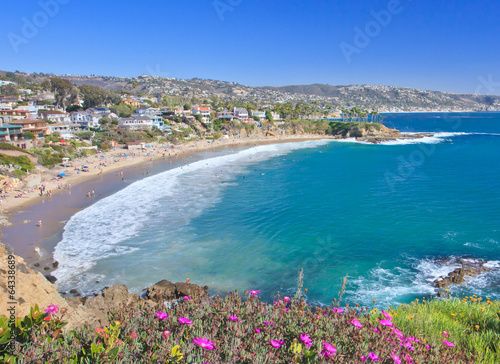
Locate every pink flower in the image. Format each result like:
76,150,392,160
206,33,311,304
442,340,455,347
155,311,168,320
229,315,240,322
130,331,138,340
371,327,379,333
193,337,215,350
263,320,271,325
179,317,193,325
368,352,380,361
442,331,448,337
184,296,192,300
322,342,337,354
162,330,171,340
361,356,367,361
248,290,261,297
425,345,431,349
390,353,401,364
350,318,363,328
300,333,312,347
270,339,284,348
255,328,261,333
44,304,59,316
332,307,344,313
283,296,290,303
379,319,393,327
381,310,393,320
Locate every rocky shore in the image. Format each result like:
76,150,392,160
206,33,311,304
0,242,207,331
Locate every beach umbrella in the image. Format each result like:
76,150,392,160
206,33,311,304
58,172,66,176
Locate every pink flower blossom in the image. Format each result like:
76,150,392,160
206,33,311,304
350,318,363,328
442,331,448,337
425,345,431,349
155,311,168,320
368,352,380,361
379,319,393,327
283,296,290,303
179,317,193,325
361,356,367,361
44,304,59,316
442,340,456,347
322,342,337,354
371,327,379,333
390,353,401,364
270,339,284,348
161,330,171,340
248,290,261,297
130,331,138,340
184,296,192,300
300,333,313,347
193,337,215,350
332,307,344,313
381,310,393,320
255,328,261,333
229,315,238,321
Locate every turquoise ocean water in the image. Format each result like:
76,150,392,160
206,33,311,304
52,112,500,307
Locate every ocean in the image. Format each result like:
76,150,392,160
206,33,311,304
52,112,500,308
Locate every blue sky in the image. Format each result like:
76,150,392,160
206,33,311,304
1,0,499,94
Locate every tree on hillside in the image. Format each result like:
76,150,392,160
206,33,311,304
50,78,75,108
66,105,83,113
41,79,51,91
265,111,274,122
106,92,122,105
109,103,134,117
79,84,108,109
0,84,18,96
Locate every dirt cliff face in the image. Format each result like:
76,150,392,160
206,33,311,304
347,124,401,140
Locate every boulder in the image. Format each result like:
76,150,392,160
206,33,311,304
434,259,493,289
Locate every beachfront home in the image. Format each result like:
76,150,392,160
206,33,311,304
125,140,147,150
233,107,249,119
252,111,266,120
192,107,211,123
0,124,33,149
38,110,70,123
0,109,30,120
216,111,234,121
47,123,80,139
86,108,111,116
6,119,49,137
118,116,154,130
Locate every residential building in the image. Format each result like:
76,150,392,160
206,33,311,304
192,106,211,123
38,110,70,123
118,116,153,130
233,107,249,119
6,119,49,137
0,109,30,120
252,111,266,119
47,123,80,139
216,111,234,121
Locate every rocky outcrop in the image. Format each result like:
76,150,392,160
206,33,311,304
433,259,493,289
0,242,208,330
144,279,208,302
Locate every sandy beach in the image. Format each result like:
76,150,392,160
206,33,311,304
0,135,331,270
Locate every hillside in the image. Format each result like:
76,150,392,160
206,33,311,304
3,70,500,113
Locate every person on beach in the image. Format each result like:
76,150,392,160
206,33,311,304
37,219,42,227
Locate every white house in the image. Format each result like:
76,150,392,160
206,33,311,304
38,110,70,123
118,116,154,130
47,123,80,139
252,111,266,119
192,106,211,123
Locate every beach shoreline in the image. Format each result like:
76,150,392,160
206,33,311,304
0,134,332,274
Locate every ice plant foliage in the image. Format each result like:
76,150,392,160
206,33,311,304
4,291,474,363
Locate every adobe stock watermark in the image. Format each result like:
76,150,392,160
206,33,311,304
145,64,171,78
384,115,462,192
213,0,243,21
7,0,69,54
339,0,407,64
475,74,500,95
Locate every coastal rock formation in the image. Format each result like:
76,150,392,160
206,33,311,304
145,279,208,302
0,243,209,330
433,259,493,289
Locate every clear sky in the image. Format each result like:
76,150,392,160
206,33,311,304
1,0,499,94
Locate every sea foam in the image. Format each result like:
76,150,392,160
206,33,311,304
52,140,331,292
